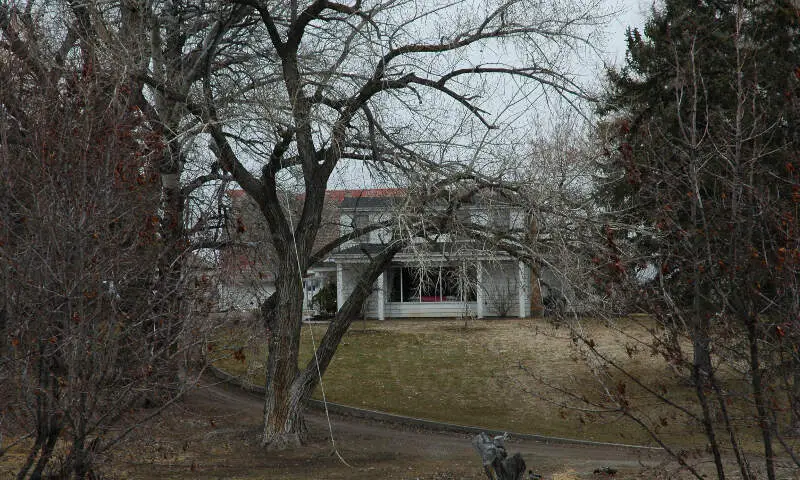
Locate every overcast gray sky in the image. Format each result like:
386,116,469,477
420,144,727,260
604,0,649,67
326,0,651,190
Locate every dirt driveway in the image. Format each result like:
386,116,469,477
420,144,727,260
113,377,679,480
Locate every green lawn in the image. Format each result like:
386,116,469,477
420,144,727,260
212,317,784,450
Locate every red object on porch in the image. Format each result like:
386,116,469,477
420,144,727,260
421,295,444,302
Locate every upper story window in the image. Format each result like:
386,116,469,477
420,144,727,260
350,213,369,231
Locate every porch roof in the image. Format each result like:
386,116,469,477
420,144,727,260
330,242,515,263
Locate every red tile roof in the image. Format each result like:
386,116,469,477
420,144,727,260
227,188,404,203
323,188,405,203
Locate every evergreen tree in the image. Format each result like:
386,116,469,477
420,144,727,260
597,1,800,477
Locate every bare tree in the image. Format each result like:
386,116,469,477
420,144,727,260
0,36,201,478
1,0,610,453
0,0,273,386
141,0,608,448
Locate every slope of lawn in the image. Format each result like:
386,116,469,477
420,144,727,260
212,317,786,450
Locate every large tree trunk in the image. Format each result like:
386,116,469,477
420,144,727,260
259,242,402,449
261,257,307,449
262,376,307,449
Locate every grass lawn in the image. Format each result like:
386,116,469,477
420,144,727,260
212,316,789,451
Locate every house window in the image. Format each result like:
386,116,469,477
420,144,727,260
387,265,476,302
388,267,416,302
351,213,369,229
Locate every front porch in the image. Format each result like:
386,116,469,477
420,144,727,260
335,259,532,320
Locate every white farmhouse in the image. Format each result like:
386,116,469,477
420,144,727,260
330,192,541,319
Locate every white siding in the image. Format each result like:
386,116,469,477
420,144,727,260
480,263,523,317
338,264,383,316
379,302,478,318
218,282,275,311
517,261,530,318
510,210,527,230
340,213,355,249
338,264,366,310
370,212,392,243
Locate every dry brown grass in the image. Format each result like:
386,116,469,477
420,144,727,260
214,316,766,448
7,317,797,479
551,470,580,480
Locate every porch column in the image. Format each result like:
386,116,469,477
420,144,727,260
336,263,344,312
476,261,485,319
376,271,385,321
517,261,529,318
